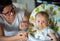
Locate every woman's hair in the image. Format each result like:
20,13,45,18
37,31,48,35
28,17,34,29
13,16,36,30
0,0,12,13
35,11,49,20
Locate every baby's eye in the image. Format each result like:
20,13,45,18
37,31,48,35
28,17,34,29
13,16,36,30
42,21,44,23
42,21,46,23
38,21,40,22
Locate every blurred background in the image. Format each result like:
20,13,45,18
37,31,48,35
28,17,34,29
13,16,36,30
12,0,35,13
12,0,60,14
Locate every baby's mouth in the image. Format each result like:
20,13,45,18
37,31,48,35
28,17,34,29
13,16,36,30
38,26,44,30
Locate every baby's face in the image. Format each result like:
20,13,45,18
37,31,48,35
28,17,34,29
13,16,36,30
19,22,28,30
35,14,47,30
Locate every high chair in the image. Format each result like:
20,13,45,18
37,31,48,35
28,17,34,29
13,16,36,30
29,4,60,41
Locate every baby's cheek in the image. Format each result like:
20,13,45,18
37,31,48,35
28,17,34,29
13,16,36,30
37,23,42,27
42,23,46,27
36,23,40,26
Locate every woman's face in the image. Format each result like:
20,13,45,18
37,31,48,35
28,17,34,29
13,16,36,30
2,4,15,16
2,4,16,24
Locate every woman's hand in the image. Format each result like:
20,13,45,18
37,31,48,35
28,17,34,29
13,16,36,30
0,32,28,41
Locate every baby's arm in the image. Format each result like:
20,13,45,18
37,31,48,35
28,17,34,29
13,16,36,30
48,33,57,41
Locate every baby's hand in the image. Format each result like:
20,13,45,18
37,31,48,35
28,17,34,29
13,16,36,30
19,32,28,41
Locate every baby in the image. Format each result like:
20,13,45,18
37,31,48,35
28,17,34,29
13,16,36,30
32,11,57,41
18,15,29,41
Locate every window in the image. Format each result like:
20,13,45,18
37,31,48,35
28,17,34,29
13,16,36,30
35,0,60,7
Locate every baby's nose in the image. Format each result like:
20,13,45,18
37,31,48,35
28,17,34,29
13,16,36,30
40,22,43,25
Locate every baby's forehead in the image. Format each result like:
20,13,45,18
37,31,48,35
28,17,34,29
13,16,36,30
36,14,46,19
35,17,48,22
36,13,46,17
36,14,48,19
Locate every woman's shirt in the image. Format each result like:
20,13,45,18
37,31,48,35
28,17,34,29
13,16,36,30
0,8,24,36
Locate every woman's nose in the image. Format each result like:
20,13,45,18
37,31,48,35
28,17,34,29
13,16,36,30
10,12,14,15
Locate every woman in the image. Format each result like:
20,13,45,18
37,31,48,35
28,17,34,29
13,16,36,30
0,0,29,41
